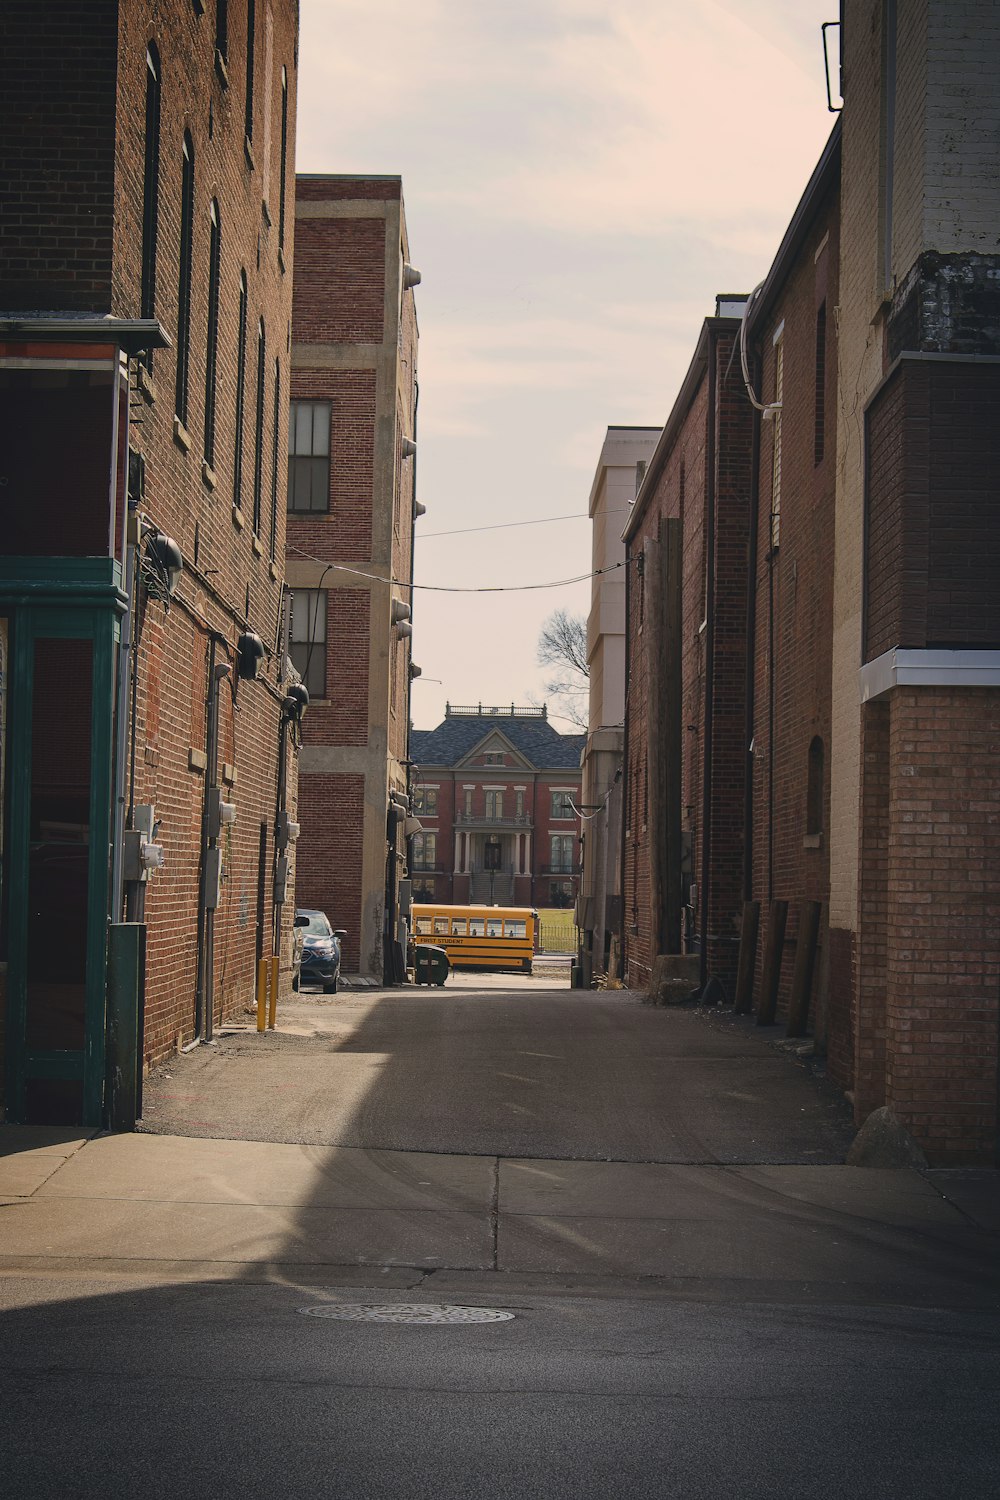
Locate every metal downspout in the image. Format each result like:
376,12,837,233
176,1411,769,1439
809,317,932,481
699,334,717,994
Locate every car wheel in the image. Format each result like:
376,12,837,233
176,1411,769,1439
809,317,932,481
323,977,339,995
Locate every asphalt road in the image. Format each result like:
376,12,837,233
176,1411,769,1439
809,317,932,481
2,1275,999,1499
140,979,856,1163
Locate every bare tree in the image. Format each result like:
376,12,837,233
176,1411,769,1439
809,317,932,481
536,609,589,729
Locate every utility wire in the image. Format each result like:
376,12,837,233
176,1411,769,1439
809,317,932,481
286,543,630,594
417,509,633,540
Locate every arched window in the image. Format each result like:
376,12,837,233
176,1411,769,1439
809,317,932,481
203,201,221,468
278,67,289,253
807,736,824,835
814,302,827,466
175,132,195,426
252,319,266,534
245,0,256,142
233,271,248,509
141,45,161,368
269,357,280,560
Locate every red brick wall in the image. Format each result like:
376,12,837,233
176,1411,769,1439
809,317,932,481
0,2,118,311
109,0,300,1061
623,323,751,994
295,771,365,971
750,193,839,1025
866,360,1000,658
882,687,1000,1163
291,218,386,344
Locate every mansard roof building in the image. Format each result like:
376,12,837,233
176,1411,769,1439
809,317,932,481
409,705,584,910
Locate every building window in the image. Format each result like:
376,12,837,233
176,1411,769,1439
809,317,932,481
175,133,195,427
233,271,248,509
290,589,327,699
278,67,289,252
807,736,824,835
413,878,435,902
244,0,256,142
770,335,783,549
551,790,575,820
814,302,827,466
485,790,503,821
550,834,575,874
412,832,437,870
216,0,228,61
252,320,265,533
549,880,574,909
515,789,524,817
140,45,161,370
203,201,221,468
464,789,473,816
484,751,504,766
269,358,281,560
413,786,438,816
288,400,331,512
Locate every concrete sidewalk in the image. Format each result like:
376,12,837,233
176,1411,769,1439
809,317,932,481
2,1125,997,1308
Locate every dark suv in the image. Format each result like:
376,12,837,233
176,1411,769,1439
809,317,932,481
293,909,346,994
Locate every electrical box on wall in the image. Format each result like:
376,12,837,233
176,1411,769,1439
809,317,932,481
273,854,290,905
123,803,165,883
276,809,300,849
207,787,237,839
205,847,223,909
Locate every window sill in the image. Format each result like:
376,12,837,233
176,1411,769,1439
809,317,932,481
802,832,823,849
231,505,245,531
214,50,229,88
261,198,272,227
136,363,157,404
278,246,286,275
244,135,255,172
188,747,208,773
173,417,192,453
201,461,217,492
251,534,264,557
269,561,280,582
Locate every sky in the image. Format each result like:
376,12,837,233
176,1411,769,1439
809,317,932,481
295,0,839,733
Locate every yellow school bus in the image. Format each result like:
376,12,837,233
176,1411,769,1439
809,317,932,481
411,904,537,973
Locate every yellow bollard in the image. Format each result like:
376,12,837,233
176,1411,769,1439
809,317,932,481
256,958,268,1033
269,953,279,1029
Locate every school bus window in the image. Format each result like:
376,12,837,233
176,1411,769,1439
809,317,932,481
415,916,433,935
506,920,526,938
486,918,503,938
452,919,467,935
469,918,485,936
434,917,449,936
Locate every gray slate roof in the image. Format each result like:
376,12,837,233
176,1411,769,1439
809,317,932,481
411,714,584,771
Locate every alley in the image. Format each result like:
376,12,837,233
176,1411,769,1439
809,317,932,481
3,980,1000,1498
138,978,855,1162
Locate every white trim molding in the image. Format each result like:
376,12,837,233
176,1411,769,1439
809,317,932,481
860,648,1000,702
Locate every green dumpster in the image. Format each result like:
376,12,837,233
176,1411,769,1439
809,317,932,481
414,945,450,986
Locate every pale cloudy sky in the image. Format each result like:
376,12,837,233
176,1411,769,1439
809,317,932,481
295,0,839,731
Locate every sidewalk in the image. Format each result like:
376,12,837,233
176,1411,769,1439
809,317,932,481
2,1124,998,1308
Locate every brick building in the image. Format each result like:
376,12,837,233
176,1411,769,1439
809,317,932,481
622,304,754,996
285,176,420,981
578,426,659,987
0,0,301,1124
409,706,584,910
622,1,1000,1163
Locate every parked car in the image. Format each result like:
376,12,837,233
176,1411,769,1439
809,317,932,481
293,909,346,994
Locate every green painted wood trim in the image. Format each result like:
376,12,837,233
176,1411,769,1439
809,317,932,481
4,605,118,1123
23,1051,86,1081
0,557,126,613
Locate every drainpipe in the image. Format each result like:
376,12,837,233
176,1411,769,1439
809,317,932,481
620,539,632,981
742,353,762,904
699,332,718,994
194,636,229,1041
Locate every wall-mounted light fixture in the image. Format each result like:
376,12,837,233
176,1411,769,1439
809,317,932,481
413,500,426,518
141,523,183,602
401,437,417,459
282,682,309,721
402,264,422,290
236,630,266,680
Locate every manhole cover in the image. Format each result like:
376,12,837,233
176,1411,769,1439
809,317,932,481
299,1303,514,1325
